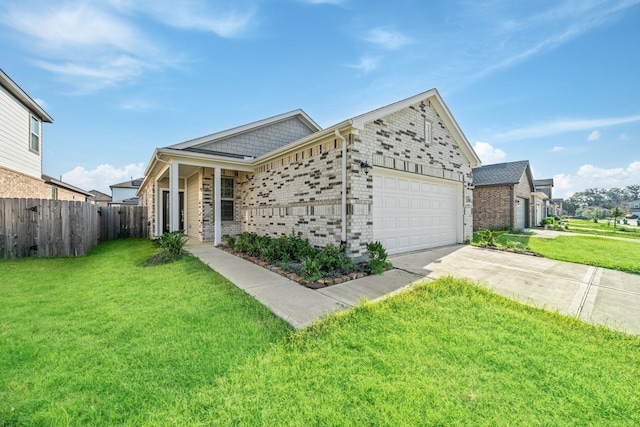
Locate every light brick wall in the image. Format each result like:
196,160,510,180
1,166,51,199
238,99,475,258
350,99,474,256
473,185,513,230
238,139,344,248
201,168,241,241
138,183,155,236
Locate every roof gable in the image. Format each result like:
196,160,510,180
473,160,534,188
350,88,481,167
168,109,321,155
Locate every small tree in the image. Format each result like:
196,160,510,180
611,207,625,228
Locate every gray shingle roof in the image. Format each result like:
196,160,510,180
473,160,531,186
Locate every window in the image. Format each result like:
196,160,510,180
30,116,41,153
221,177,234,221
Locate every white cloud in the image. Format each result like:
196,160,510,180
619,133,630,141
62,163,146,194
587,130,600,141
494,114,640,142
349,56,379,73
364,28,412,50
473,141,506,164
1,1,252,92
551,146,564,152
553,161,640,198
110,1,254,38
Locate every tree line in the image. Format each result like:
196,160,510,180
563,185,640,216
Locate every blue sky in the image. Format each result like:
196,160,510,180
1,0,639,198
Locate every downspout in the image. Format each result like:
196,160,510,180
335,129,347,245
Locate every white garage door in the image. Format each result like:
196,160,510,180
373,170,461,255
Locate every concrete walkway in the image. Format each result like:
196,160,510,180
187,242,417,329
187,242,640,335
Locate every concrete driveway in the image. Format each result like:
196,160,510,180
390,245,640,336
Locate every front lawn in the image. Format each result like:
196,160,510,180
0,239,290,425
1,240,639,425
495,234,640,274
566,218,640,240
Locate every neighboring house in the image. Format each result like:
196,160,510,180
0,69,90,201
551,198,564,215
472,160,536,230
109,178,142,206
534,178,561,217
138,88,480,257
627,199,640,216
42,174,93,202
88,190,112,206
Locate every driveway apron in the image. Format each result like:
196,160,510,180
390,245,640,335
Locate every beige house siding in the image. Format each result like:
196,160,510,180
186,173,200,239
0,85,42,179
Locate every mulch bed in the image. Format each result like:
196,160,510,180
217,245,369,289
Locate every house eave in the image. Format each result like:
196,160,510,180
0,69,53,123
168,109,322,150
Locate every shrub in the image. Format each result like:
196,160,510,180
366,241,392,275
541,216,555,226
154,230,187,255
316,243,348,273
226,236,236,249
477,229,497,246
145,231,187,266
301,255,320,280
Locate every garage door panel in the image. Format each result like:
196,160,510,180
373,170,460,254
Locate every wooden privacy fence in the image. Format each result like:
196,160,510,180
0,198,149,259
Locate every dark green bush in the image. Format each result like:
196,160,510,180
153,231,187,255
366,241,392,275
477,229,497,246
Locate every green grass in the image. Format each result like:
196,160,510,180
566,219,640,240
0,239,290,426
2,240,640,425
497,234,640,274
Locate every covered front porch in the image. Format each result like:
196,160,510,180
139,148,253,245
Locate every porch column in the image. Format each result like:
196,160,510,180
214,167,222,245
170,160,180,232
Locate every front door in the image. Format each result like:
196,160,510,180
162,190,184,233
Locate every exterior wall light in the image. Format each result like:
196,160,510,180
359,161,372,175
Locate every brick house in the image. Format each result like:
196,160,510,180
138,89,480,257
472,160,539,230
0,69,91,201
